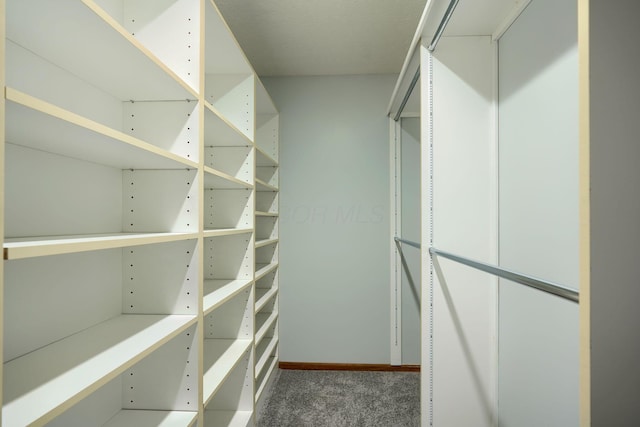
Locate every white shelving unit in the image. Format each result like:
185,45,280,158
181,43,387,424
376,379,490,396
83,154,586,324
254,81,280,409
1,0,278,425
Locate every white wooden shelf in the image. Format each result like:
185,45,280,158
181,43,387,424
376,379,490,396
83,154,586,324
256,178,278,192
255,355,278,404
203,227,253,239
255,312,278,346
255,237,278,249
256,146,278,167
255,287,279,314
205,410,253,427
5,88,198,170
203,339,253,407
204,102,253,147
204,279,254,316
255,262,279,281
3,232,199,260
205,167,253,190
3,314,196,427
255,336,279,379
7,0,195,102
255,211,279,218
104,410,198,427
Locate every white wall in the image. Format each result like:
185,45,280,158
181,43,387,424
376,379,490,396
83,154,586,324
498,0,579,425
262,75,396,364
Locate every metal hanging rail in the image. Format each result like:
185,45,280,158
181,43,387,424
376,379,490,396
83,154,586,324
394,236,421,249
429,248,579,303
389,0,460,120
427,0,460,52
393,68,420,122
393,237,579,303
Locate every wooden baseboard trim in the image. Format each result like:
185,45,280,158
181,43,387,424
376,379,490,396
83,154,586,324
279,362,420,372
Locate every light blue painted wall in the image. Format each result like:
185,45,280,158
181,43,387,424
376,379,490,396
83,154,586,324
400,117,421,365
262,75,397,363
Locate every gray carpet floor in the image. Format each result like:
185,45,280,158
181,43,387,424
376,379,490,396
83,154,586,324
258,370,420,427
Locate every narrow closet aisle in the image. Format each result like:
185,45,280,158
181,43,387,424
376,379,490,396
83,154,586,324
6,0,638,426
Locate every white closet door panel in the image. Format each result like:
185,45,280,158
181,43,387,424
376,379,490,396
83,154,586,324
5,143,122,238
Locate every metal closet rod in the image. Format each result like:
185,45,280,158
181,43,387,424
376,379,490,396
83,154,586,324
427,0,460,52
392,0,459,121
430,248,580,303
393,68,420,122
394,236,421,249
393,238,579,303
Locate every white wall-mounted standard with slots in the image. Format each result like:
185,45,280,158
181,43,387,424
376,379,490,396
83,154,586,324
1,0,278,425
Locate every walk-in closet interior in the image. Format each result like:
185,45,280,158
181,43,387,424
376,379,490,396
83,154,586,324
2,0,640,426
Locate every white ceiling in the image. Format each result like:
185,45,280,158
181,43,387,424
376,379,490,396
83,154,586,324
215,0,428,77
